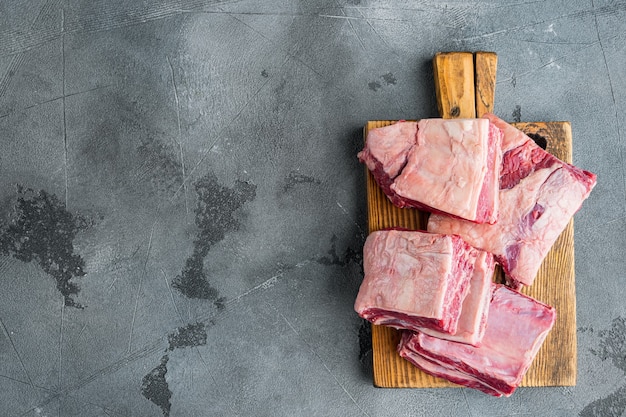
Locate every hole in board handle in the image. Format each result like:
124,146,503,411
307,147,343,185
527,133,548,150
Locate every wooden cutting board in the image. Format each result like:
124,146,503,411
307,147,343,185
364,52,576,388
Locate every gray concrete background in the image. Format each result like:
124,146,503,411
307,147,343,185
0,0,624,416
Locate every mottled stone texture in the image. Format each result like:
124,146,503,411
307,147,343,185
0,0,624,416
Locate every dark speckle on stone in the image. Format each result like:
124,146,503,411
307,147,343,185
358,319,372,364
141,355,172,417
368,81,382,92
0,186,88,308
172,254,219,300
261,69,269,78
343,246,363,267
167,322,207,351
214,296,226,311
512,105,521,123
581,317,626,416
591,316,626,374
579,385,626,417
283,171,321,192
136,136,183,196
578,326,595,333
527,133,548,150
192,173,257,250
172,173,256,308
381,72,397,85
316,234,363,268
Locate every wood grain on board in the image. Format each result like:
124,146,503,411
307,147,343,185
474,51,498,117
364,52,576,388
433,52,476,119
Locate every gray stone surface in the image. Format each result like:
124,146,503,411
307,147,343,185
0,1,624,416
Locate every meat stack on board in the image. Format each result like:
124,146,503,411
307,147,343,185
354,229,493,342
358,118,502,224
355,114,596,397
428,114,597,289
398,284,556,397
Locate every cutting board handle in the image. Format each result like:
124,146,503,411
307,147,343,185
433,51,498,119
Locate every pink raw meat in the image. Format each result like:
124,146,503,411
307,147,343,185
358,119,502,223
428,114,597,287
397,332,503,396
418,250,495,346
354,229,476,334
398,284,557,397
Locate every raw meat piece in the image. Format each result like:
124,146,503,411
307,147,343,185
428,114,597,287
418,250,495,346
358,119,502,223
397,332,503,397
354,229,477,334
398,284,557,397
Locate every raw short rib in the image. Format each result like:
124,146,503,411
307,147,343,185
354,229,477,335
428,114,597,287
358,119,502,223
398,284,557,397
418,250,495,346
